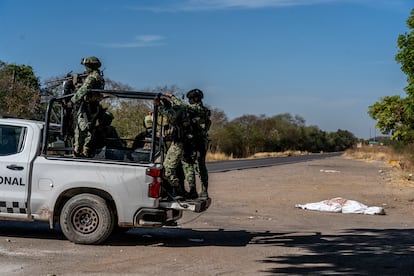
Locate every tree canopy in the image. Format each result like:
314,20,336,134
369,8,414,142
0,61,41,119
208,113,356,158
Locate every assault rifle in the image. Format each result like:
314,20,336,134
44,71,89,93
44,71,89,84
41,72,88,141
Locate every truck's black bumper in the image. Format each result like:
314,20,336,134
159,197,212,213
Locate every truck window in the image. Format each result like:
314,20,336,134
0,125,25,155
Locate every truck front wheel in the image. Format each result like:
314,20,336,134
60,194,114,244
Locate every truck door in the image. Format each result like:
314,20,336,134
0,124,30,216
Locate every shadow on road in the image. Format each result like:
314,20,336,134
108,227,266,247
116,227,414,275
0,221,261,247
1,221,413,274
0,221,66,240
254,228,414,275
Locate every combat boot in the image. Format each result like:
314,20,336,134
199,191,209,199
171,186,185,201
186,187,198,200
83,147,94,158
160,183,172,200
199,183,209,199
73,146,82,157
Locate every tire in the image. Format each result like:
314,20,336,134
60,193,114,244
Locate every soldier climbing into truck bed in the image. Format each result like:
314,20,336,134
166,89,211,199
153,90,211,201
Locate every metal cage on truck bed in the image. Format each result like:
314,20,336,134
42,89,165,164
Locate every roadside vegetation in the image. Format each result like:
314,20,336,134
351,8,414,177
344,143,414,185
358,8,414,185
368,9,414,144
206,150,307,162
0,61,357,159
2,8,414,160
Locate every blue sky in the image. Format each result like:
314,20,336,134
0,0,411,138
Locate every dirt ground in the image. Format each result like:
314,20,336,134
1,155,414,275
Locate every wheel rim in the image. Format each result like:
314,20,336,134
72,206,99,234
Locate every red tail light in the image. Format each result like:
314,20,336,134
146,167,162,177
147,167,162,198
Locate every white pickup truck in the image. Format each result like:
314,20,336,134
0,90,210,244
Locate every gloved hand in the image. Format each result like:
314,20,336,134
153,97,161,106
160,97,171,108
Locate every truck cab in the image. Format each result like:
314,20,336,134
0,119,40,218
0,90,210,244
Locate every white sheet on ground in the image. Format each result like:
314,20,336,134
295,197,385,215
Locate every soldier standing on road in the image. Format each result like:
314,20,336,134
167,89,211,199
71,56,105,157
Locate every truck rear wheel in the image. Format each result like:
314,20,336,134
60,193,114,244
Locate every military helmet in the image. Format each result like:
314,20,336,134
81,56,102,68
100,111,114,125
104,111,114,121
186,88,204,99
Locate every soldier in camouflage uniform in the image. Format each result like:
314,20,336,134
153,95,190,200
71,56,105,157
167,89,211,199
132,111,154,149
144,111,154,132
94,111,124,150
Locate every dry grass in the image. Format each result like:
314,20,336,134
344,145,414,185
206,152,235,162
343,145,397,162
251,150,307,158
206,150,307,162
207,146,414,186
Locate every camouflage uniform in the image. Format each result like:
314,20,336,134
171,89,211,199
71,57,105,157
94,111,124,150
144,112,153,132
132,111,153,150
155,97,189,199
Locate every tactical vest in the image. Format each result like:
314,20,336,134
187,104,211,138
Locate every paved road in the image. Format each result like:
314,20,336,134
1,153,413,275
207,152,343,173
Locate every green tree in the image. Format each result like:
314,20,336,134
369,9,414,142
232,115,263,156
1,62,40,89
220,122,244,158
300,125,328,152
368,95,407,140
0,61,41,119
328,129,357,151
208,107,228,153
270,113,303,151
396,9,414,97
